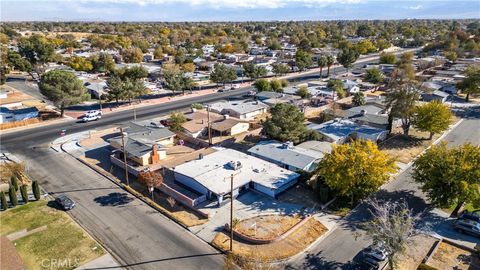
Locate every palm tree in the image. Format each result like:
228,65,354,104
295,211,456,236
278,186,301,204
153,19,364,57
326,55,335,77
318,55,328,78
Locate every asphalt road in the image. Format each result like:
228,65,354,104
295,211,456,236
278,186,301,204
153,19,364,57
287,106,480,270
6,75,48,101
0,48,420,269
11,146,223,270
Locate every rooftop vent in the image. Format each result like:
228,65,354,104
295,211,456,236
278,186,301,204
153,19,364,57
228,160,243,171
281,141,294,149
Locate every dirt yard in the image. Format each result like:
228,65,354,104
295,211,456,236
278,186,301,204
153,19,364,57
396,235,437,270
212,217,327,261
427,241,480,270
235,215,302,240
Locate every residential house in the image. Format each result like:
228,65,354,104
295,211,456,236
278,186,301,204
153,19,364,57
421,90,449,103
209,100,268,120
173,148,300,204
248,140,332,172
308,119,388,144
182,110,223,138
210,117,250,136
0,107,39,124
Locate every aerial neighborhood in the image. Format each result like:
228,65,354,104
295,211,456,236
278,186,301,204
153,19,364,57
1,13,480,270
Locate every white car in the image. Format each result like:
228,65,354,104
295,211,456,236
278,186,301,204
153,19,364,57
82,114,101,122
365,244,388,261
85,110,102,117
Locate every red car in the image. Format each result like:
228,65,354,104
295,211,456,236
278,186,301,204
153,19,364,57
160,119,173,127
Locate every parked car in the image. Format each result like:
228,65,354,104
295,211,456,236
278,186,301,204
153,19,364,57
362,256,380,270
365,244,388,261
55,195,75,210
243,90,257,97
85,110,102,117
82,114,101,122
460,210,480,222
454,219,480,237
160,119,172,127
231,84,240,89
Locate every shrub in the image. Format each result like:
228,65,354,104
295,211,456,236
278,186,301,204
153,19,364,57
0,191,7,210
8,185,17,207
32,181,41,200
191,103,203,110
11,175,18,191
20,185,28,203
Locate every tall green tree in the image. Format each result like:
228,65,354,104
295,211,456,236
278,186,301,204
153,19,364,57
364,67,384,89
7,50,32,72
121,47,143,63
18,34,55,65
10,175,18,191
32,181,41,201
317,140,397,204
68,56,93,72
337,47,359,73
272,63,290,77
317,55,328,78
352,92,366,106
379,52,396,64
20,185,28,203
457,65,480,102
243,62,267,79
0,191,7,210
412,101,452,139
8,185,17,207
106,75,127,104
90,53,115,73
412,143,480,216
328,79,346,99
210,64,237,85
253,78,271,92
169,112,187,132
294,50,313,71
263,103,313,143
326,55,335,77
39,70,89,116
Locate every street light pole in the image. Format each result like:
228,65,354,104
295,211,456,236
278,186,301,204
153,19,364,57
229,173,234,252
207,106,212,145
133,103,137,121
120,127,130,186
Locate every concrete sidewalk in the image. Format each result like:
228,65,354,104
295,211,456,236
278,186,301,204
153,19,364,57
75,253,123,270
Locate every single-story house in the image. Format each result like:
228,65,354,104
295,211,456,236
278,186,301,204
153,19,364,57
421,90,449,103
308,119,388,144
173,148,300,204
344,105,398,130
210,118,249,136
209,101,268,120
182,110,224,138
0,107,39,124
248,140,331,172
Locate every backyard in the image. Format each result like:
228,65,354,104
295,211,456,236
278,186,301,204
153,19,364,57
426,241,480,270
0,200,105,270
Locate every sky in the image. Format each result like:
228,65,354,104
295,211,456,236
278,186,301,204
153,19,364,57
1,0,479,21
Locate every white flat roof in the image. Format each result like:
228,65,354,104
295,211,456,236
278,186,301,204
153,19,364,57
174,148,299,195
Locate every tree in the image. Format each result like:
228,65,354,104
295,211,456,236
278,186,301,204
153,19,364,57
10,175,18,191
263,103,310,144
326,55,335,77
243,62,267,79
296,86,310,98
364,68,384,88
295,50,313,71
328,79,345,99
120,66,148,81
317,140,397,204
317,55,328,78
379,52,396,64
90,53,115,73
253,78,271,92
20,185,28,203
399,52,414,65
32,181,41,201
210,64,237,85
154,46,163,59
412,101,452,139
7,50,32,72
337,47,359,74
18,34,55,64
121,47,143,63
163,63,183,96
355,39,377,55
412,143,480,216
106,75,127,104
457,65,480,102
272,63,290,77
445,51,458,62
181,63,196,73
352,92,366,106
364,199,421,270
0,192,7,210
68,56,93,72
270,79,283,93
385,82,420,136
138,170,164,200
39,70,89,116
8,185,17,207
169,112,187,132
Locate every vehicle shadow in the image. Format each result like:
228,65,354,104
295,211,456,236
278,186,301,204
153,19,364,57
93,192,134,207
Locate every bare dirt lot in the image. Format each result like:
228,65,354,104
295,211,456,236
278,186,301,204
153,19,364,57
427,241,480,270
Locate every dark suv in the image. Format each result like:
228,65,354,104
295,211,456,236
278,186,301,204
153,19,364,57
55,195,76,211
460,210,480,222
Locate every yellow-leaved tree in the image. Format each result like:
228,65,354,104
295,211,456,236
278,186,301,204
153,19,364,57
317,140,397,204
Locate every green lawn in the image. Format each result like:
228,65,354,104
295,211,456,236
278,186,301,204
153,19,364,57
0,200,105,270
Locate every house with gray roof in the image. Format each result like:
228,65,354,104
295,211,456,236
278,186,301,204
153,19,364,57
248,140,332,172
308,119,388,144
209,100,268,120
421,90,449,103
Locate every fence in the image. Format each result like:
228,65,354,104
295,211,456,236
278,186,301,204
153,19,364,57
110,154,141,176
0,118,40,130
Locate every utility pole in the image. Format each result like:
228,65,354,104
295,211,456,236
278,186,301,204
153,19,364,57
120,127,130,186
229,173,234,252
207,106,212,145
133,103,137,121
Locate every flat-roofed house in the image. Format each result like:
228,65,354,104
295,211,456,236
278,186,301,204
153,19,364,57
209,101,268,120
173,148,299,204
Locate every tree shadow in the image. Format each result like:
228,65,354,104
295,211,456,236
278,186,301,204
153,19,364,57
452,105,480,119
287,251,358,270
94,192,134,207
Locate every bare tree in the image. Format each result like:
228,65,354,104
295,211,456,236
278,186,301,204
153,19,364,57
138,170,163,200
363,198,422,270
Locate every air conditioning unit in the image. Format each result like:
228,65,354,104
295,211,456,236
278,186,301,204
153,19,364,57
228,160,243,170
